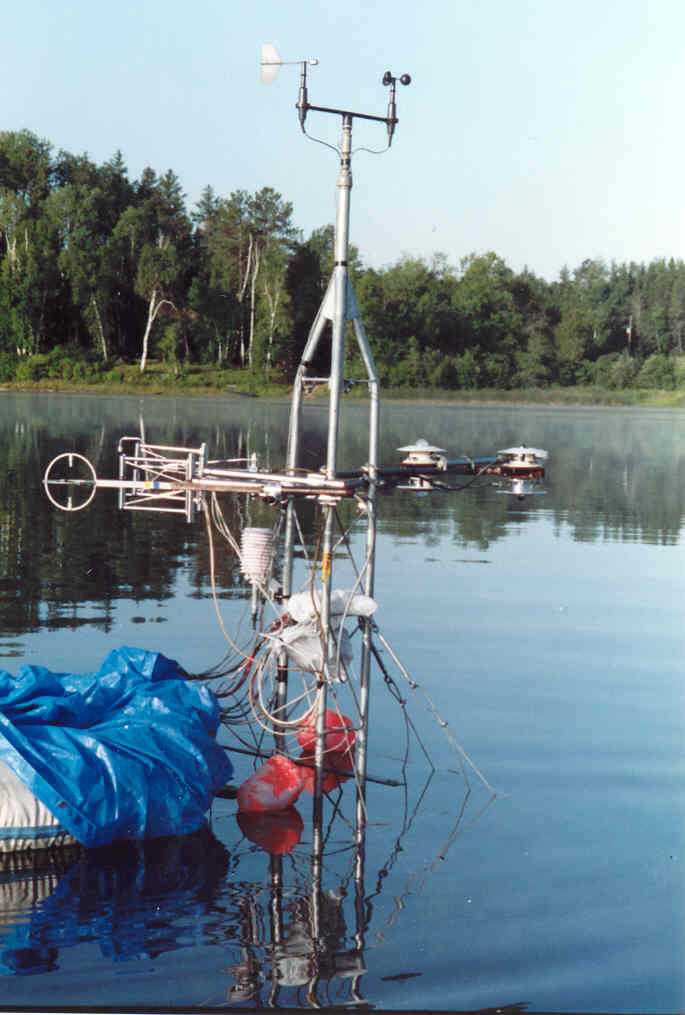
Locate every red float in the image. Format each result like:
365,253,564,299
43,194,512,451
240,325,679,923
237,754,305,813
296,708,356,754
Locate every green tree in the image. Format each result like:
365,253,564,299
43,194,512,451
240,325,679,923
112,169,192,371
0,130,53,210
258,239,292,373
200,187,296,368
0,131,57,355
241,188,297,368
668,260,685,354
453,253,523,386
44,176,117,359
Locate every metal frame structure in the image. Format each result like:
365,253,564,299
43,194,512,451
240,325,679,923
39,59,551,992
41,59,548,916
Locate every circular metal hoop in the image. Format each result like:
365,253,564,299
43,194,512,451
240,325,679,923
43,453,98,512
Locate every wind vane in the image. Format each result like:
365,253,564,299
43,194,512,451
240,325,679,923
259,43,318,85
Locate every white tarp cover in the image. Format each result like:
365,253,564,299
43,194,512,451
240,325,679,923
0,758,75,853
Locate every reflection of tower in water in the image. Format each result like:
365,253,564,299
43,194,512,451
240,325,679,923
225,838,367,1006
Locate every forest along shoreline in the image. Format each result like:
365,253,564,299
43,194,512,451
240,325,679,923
2,132,685,404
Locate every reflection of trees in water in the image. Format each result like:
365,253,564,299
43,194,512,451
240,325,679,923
378,487,509,551
0,403,259,635
0,430,198,634
549,442,684,544
365,404,685,548
0,398,330,637
1,397,682,636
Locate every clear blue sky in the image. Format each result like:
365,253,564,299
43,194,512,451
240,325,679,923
3,0,683,280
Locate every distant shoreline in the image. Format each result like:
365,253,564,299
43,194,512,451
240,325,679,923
1,377,684,408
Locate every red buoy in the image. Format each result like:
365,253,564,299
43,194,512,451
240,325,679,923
237,754,305,813
296,708,356,754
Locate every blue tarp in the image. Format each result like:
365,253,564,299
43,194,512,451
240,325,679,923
0,647,233,848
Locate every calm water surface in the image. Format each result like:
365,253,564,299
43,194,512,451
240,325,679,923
0,393,683,1012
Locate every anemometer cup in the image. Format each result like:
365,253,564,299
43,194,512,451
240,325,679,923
382,71,411,86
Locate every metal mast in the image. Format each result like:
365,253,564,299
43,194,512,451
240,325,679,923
263,55,410,844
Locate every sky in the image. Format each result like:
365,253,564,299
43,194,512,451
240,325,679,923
2,0,684,281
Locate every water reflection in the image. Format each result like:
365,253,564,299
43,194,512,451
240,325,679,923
223,855,366,1006
0,775,482,1008
1,395,683,638
215,771,488,1008
0,830,229,974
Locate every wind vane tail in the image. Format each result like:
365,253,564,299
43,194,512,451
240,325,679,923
260,43,281,84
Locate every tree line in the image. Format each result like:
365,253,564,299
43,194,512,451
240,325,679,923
2,128,685,390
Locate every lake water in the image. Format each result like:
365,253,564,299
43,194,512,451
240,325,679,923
0,393,683,1012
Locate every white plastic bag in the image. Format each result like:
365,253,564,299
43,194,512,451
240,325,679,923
270,588,377,679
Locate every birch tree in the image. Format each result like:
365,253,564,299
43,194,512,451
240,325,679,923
46,181,113,360
259,240,291,371
113,170,190,371
204,187,296,368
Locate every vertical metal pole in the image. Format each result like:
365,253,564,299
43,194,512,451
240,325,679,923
276,370,305,752
313,114,353,839
278,308,330,752
325,114,352,480
275,502,292,756
282,302,331,596
285,304,328,483
351,317,379,834
311,503,333,848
